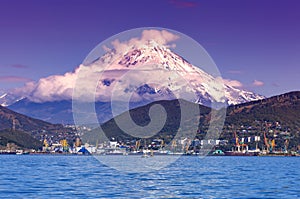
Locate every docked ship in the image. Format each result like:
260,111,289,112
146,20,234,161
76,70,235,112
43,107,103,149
225,129,260,156
225,144,260,156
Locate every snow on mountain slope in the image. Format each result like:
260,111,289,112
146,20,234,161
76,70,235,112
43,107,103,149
0,92,24,107
1,30,264,109
79,39,264,106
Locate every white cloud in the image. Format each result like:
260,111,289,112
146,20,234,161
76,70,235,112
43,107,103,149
13,70,77,102
110,29,179,55
141,29,179,45
223,79,243,88
252,80,264,87
11,30,180,103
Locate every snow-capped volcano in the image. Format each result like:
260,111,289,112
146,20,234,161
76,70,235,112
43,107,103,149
1,37,264,109
1,29,265,125
73,39,264,107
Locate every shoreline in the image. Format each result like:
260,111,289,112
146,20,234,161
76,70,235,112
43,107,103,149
1,152,299,157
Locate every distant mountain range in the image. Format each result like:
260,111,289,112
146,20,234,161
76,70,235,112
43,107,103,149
7,99,148,124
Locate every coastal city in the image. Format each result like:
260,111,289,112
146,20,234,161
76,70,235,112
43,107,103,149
1,120,299,157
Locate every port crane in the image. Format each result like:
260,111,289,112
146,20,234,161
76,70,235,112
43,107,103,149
263,131,270,152
181,138,191,153
233,129,248,152
60,139,68,152
43,139,49,148
171,139,177,152
135,140,141,151
263,125,276,153
270,139,276,152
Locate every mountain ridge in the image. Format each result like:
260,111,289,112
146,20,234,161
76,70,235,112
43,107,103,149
85,91,300,149
0,105,70,150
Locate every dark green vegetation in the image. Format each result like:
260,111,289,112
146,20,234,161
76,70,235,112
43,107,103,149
0,105,73,149
226,91,300,128
84,99,211,144
88,91,300,149
0,129,42,150
222,91,300,150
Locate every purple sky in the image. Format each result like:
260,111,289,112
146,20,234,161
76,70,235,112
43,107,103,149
0,0,299,97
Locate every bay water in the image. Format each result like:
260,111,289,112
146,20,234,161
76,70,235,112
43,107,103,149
0,155,299,198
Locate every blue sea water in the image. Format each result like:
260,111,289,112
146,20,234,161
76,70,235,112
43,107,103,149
0,155,299,198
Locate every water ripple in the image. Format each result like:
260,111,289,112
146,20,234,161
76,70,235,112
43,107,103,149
0,155,300,198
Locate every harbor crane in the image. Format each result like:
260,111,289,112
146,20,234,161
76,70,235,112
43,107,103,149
233,128,248,152
263,125,276,153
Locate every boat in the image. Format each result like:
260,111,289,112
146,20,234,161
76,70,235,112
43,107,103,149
141,149,150,158
225,141,260,156
210,149,225,156
16,150,23,155
225,151,259,156
16,150,30,155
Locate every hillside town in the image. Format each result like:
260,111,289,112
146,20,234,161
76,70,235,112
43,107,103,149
2,119,299,157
